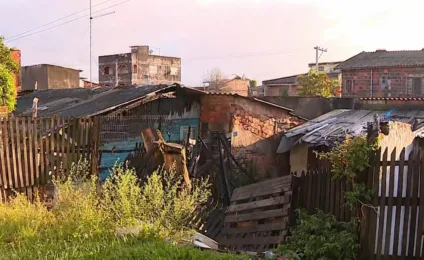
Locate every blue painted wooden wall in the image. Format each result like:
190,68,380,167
99,118,199,181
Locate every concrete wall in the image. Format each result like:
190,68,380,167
98,46,181,87
98,53,132,87
22,65,79,90
21,65,48,90
342,67,424,97
308,62,341,73
264,84,298,97
258,96,356,120
200,94,305,179
47,65,79,89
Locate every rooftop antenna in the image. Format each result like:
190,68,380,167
89,1,115,88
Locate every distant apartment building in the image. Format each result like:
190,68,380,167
98,46,181,87
10,49,21,91
21,64,81,90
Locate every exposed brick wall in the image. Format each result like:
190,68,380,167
342,67,424,97
10,49,21,91
200,94,305,180
208,79,249,96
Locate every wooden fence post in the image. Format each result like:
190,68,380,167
91,116,100,177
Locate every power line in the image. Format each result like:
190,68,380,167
186,48,307,61
5,0,117,41
5,0,132,43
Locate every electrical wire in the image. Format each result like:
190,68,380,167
186,48,307,61
5,0,132,43
5,0,117,41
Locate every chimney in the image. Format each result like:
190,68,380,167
376,49,387,52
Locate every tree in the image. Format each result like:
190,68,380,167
203,68,226,91
0,37,18,111
0,65,16,111
297,69,340,98
0,37,19,73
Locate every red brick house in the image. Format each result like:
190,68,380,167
336,49,424,97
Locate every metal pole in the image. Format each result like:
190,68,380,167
90,0,92,88
315,46,318,70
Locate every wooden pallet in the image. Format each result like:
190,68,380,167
219,175,292,252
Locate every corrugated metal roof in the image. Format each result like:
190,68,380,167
14,84,176,118
277,109,424,153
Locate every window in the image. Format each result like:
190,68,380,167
318,66,325,72
413,78,423,95
104,66,110,75
345,80,353,94
133,64,137,74
381,74,391,89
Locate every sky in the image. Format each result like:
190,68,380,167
1,0,424,86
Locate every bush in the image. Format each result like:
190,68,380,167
276,210,358,260
0,161,232,259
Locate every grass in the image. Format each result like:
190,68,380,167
0,159,247,260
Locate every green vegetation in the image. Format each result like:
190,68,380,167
0,37,18,111
0,159,246,260
276,210,358,260
297,69,340,98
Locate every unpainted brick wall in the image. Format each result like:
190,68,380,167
342,67,424,97
200,94,305,181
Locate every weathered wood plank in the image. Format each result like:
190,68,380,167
408,150,420,257
231,182,291,202
15,118,24,188
22,118,29,187
230,175,292,200
393,148,405,256
376,148,388,259
9,117,18,188
221,221,287,235
39,118,45,185
384,148,396,256
401,150,413,256
224,207,289,223
227,195,290,213
0,119,7,188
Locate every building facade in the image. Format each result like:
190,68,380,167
336,49,424,97
98,46,181,87
21,64,80,90
307,61,342,73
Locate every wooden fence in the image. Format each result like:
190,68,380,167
291,170,353,222
0,116,100,201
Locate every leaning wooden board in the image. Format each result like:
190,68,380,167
219,175,292,252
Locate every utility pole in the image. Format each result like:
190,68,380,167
115,59,119,87
314,46,327,70
90,0,92,88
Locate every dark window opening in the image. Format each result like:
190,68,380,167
413,78,422,95
133,64,137,73
345,79,353,94
104,66,110,75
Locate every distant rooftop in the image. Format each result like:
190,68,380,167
335,49,424,70
22,64,83,72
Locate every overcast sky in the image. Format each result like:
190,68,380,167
1,0,424,86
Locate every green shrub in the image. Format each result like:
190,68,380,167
276,210,358,260
0,161,225,259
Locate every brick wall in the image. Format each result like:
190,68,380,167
342,67,424,97
10,49,21,91
208,79,249,96
200,94,305,180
